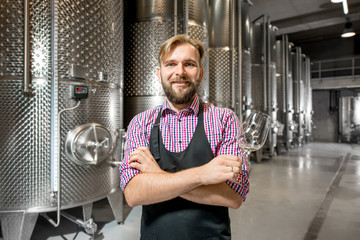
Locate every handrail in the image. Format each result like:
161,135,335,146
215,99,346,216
311,56,360,79
312,56,360,64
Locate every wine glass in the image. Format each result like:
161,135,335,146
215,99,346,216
238,110,271,173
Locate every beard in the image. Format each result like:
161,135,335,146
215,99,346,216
161,76,200,105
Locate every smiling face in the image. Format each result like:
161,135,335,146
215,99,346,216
157,43,204,108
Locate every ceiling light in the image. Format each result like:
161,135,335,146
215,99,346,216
342,0,349,14
331,0,349,14
341,21,356,38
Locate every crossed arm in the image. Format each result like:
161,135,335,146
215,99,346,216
123,147,243,209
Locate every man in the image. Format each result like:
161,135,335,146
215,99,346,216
120,34,249,240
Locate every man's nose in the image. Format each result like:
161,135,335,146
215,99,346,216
175,63,186,76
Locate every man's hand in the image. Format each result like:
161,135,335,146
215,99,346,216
198,155,242,185
125,151,243,208
129,147,163,173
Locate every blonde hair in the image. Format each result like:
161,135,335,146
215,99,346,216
158,34,205,65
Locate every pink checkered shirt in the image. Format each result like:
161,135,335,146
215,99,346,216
119,95,250,201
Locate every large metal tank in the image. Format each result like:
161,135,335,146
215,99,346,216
304,56,313,143
287,48,296,147
123,0,209,126
339,95,360,143
0,0,124,239
250,15,278,159
241,1,253,121
275,35,295,151
208,0,235,109
268,23,279,155
276,38,285,153
292,47,305,146
208,0,252,121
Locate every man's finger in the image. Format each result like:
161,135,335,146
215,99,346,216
224,159,242,169
129,162,141,171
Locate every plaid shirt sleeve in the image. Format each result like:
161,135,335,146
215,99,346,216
119,113,147,191
215,107,250,201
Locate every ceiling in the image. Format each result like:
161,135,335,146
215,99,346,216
248,0,360,44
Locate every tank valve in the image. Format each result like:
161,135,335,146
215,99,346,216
82,218,98,235
60,212,98,235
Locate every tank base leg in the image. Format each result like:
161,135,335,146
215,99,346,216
255,149,263,163
0,212,38,240
82,202,93,221
107,189,124,224
276,142,282,156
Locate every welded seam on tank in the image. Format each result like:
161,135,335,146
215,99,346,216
303,153,351,240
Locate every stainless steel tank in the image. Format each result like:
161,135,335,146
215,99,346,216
304,56,313,143
275,35,295,152
241,1,253,121
287,47,295,147
250,15,278,159
123,0,209,126
268,23,279,155
0,0,124,239
208,0,252,121
339,96,360,143
292,47,305,146
276,39,285,153
208,0,234,109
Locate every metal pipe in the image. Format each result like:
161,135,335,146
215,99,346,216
263,15,268,112
237,0,243,121
267,16,272,115
252,14,264,23
184,0,189,34
48,0,61,227
296,47,301,113
44,101,81,227
109,128,127,167
23,0,31,93
174,0,178,35
60,211,97,235
282,35,287,113
230,0,236,111
245,0,254,6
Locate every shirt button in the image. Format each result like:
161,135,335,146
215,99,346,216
178,119,181,122
179,141,182,144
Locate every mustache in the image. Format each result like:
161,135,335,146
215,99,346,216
170,77,190,84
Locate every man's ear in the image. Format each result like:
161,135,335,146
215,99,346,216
199,67,204,84
156,67,161,84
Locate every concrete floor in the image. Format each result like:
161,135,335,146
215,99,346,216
1,142,359,240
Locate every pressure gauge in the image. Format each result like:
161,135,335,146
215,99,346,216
64,123,113,166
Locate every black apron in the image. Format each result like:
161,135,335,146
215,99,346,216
141,104,231,240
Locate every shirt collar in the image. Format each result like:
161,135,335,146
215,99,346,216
161,94,200,116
